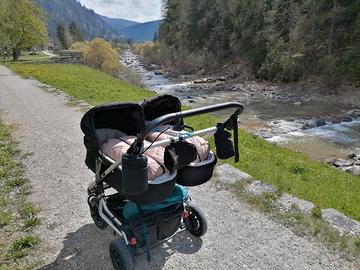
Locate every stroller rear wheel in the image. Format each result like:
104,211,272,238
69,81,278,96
185,201,208,237
109,239,134,270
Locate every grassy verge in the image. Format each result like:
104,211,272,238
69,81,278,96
0,120,41,270
5,62,360,223
7,63,154,104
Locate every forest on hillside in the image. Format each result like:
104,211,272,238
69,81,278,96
158,0,360,84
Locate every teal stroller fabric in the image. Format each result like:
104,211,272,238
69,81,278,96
123,185,188,220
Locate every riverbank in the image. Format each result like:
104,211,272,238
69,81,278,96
6,62,360,224
123,49,360,164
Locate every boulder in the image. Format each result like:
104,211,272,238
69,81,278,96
340,116,353,122
315,118,326,127
215,164,253,185
322,208,360,236
154,70,163,75
276,194,315,214
325,158,337,166
245,180,277,197
334,159,354,167
348,153,358,160
301,122,316,130
345,166,360,176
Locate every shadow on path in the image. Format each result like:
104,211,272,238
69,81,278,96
39,224,203,270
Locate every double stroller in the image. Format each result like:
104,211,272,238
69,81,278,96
80,95,243,269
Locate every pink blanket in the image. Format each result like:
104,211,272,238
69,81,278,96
101,136,167,180
147,127,210,162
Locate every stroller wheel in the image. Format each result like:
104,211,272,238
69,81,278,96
109,239,134,270
90,205,108,229
185,201,208,237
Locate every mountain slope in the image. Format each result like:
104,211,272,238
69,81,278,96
34,0,119,40
99,15,138,30
118,20,162,42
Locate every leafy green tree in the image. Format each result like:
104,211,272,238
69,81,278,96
0,0,48,60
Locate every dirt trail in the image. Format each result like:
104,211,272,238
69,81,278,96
0,65,358,270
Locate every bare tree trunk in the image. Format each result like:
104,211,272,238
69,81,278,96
12,47,21,61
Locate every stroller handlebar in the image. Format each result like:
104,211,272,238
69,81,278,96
130,102,243,155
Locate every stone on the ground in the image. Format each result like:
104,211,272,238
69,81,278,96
276,194,315,214
215,164,253,185
325,158,337,166
245,180,277,197
348,153,357,160
321,208,360,236
345,165,360,176
334,159,353,167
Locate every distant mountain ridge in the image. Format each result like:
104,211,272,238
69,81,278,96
34,0,160,42
118,20,162,42
99,15,138,30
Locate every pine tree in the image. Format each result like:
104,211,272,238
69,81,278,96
57,22,68,49
69,21,84,42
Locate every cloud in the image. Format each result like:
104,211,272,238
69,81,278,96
78,0,162,22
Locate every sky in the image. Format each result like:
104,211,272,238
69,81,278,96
78,0,162,23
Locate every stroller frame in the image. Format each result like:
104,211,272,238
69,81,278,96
85,101,243,270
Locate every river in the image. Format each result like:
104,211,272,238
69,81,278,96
120,50,360,162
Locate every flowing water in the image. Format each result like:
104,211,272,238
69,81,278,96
121,50,360,161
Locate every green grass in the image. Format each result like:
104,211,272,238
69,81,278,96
7,236,39,260
0,120,41,268
5,62,360,222
2,52,51,63
7,63,154,104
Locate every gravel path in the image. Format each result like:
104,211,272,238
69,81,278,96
0,65,358,270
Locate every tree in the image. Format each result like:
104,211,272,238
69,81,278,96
69,21,84,42
83,38,121,76
0,0,48,60
159,0,360,83
57,22,69,49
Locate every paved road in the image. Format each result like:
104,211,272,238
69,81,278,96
0,65,358,270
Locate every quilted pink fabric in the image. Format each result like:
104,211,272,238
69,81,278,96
101,137,167,180
147,129,210,162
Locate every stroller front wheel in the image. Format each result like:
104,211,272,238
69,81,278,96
185,201,208,237
109,239,134,270
89,198,108,229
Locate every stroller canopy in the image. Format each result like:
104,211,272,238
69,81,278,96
80,103,145,152
80,95,182,152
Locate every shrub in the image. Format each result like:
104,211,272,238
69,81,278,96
133,41,170,67
83,38,121,76
69,42,88,52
